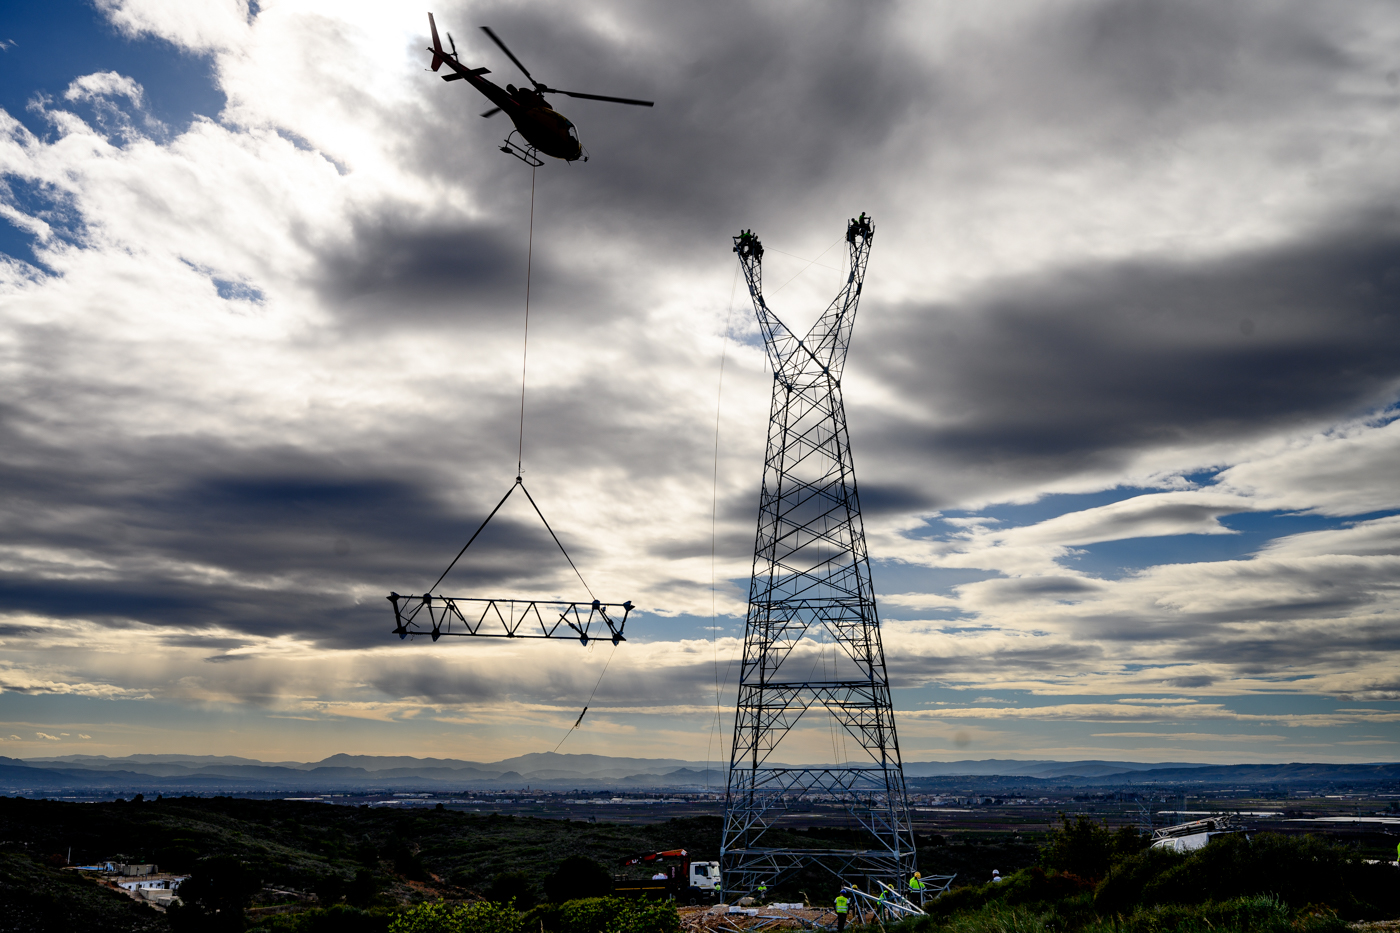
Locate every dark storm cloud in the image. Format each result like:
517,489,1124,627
397,0,927,252
0,430,602,648
314,210,523,321
854,218,1400,503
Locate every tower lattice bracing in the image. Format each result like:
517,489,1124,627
721,216,916,895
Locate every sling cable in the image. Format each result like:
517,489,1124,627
388,165,634,658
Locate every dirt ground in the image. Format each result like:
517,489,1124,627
680,904,890,932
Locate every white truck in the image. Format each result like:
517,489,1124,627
614,849,720,903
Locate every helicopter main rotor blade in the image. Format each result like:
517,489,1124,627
546,88,654,107
480,107,502,118
480,26,536,85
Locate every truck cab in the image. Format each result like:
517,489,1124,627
689,860,720,891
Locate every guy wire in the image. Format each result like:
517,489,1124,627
705,260,741,790
554,640,618,753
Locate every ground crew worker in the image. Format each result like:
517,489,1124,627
909,871,926,905
878,886,890,922
757,881,767,902
834,888,850,932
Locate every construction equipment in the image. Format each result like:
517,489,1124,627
720,216,918,898
614,849,721,903
1150,814,1245,852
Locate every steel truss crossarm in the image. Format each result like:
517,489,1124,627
388,594,633,644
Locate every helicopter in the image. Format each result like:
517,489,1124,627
427,13,654,166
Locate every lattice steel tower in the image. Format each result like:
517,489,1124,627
721,215,916,896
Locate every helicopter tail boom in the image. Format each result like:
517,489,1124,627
428,12,447,71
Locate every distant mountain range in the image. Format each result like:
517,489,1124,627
1,752,1395,794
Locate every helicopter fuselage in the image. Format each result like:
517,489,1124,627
437,52,583,161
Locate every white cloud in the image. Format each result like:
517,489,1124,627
96,0,251,53
1,0,1399,761
64,71,145,106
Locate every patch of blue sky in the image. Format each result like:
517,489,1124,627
872,560,998,596
0,214,37,264
214,278,265,303
0,174,82,264
623,610,743,645
1061,508,1400,580
0,0,224,140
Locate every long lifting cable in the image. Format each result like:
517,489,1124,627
429,165,592,599
517,164,536,478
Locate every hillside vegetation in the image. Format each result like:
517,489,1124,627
0,798,1395,933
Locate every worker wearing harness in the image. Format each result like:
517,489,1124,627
834,889,851,932
909,871,926,904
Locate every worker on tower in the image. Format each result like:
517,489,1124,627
909,871,926,905
834,888,850,933
877,885,890,922
757,880,767,902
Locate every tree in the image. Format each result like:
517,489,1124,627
543,855,612,903
168,855,261,932
1039,814,1115,881
488,869,538,909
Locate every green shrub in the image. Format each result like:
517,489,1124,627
1040,815,1147,882
523,897,679,933
924,868,1095,919
387,900,522,933
169,855,262,932
487,869,538,909
1096,833,1400,919
250,904,390,933
543,856,612,903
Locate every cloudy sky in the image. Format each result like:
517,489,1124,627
1,0,1398,767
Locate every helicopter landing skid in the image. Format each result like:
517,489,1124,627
499,133,545,167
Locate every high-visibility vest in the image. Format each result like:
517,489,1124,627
835,896,849,914
909,878,925,891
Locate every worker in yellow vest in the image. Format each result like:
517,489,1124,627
757,881,767,902
909,871,926,905
834,888,851,932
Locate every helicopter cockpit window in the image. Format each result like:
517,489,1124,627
567,123,580,143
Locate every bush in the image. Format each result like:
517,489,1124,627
1040,815,1147,882
487,869,538,909
1096,833,1400,920
388,900,523,933
168,855,262,933
347,867,381,908
543,856,612,904
250,904,391,933
558,897,680,933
